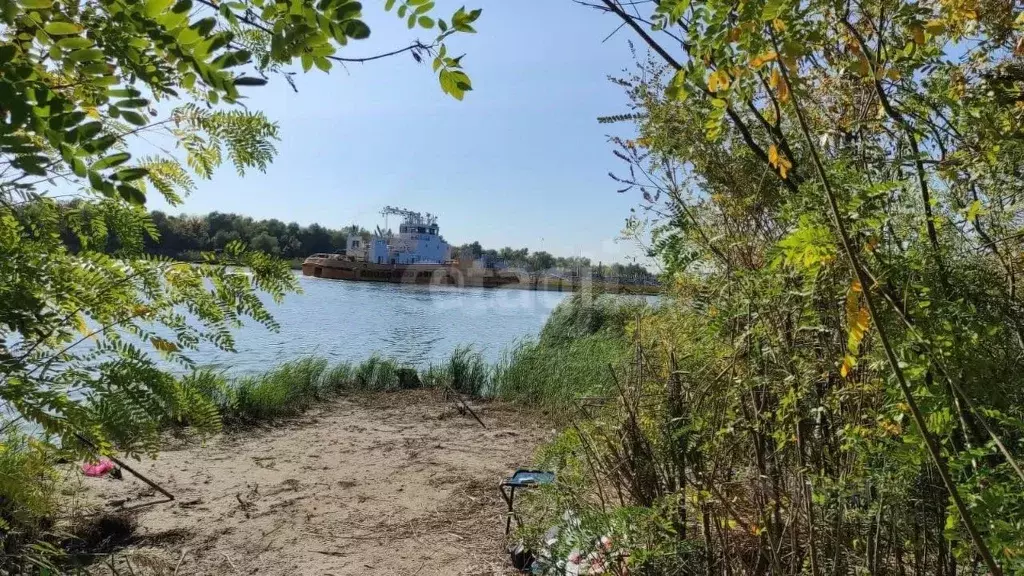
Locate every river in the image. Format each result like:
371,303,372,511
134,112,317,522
191,273,576,374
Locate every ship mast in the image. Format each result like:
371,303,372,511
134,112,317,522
380,206,438,228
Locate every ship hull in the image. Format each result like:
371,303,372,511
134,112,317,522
301,258,522,288
301,256,660,294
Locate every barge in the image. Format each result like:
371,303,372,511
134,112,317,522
301,208,522,288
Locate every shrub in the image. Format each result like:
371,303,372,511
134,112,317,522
0,430,62,570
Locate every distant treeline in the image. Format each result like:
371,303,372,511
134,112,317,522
125,210,656,279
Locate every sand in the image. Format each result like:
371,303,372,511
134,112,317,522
80,391,550,575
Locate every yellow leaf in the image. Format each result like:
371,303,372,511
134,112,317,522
852,55,870,77
911,24,925,45
966,199,983,222
151,337,179,353
767,144,792,178
852,306,871,343
778,156,792,179
73,313,88,336
772,18,786,31
708,70,730,93
924,19,945,36
840,355,855,378
750,50,777,68
845,283,860,330
775,70,790,102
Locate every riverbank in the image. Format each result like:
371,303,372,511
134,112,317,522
0,294,639,572
80,391,549,575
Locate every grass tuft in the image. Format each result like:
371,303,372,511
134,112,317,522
422,346,490,397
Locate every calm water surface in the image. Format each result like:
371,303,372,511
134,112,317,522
193,273,573,374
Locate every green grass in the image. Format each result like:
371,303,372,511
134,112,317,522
194,355,427,423
489,293,640,409
422,346,490,396
538,292,642,346
491,335,628,409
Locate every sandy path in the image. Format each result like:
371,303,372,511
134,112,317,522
82,391,549,575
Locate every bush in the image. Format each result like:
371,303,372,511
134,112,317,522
0,430,62,570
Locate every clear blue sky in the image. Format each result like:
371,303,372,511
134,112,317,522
147,0,650,265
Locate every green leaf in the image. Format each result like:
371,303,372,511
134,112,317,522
118,184,146,205
116,98,149,108
71,157,87,178
233,76,268,86
438,18,447,32
212,49,252,69
66,48,104,62
80,62,110,75
334,1,362,21
301,53,313,72
344,20,370,39
44,21,84,35
22,0,53,9
57,37,93,49
114,168,149,182
107,88,142,98
761,0,785,20
384,0,396,10
87,170,104,190
121,110,147,126
91,152,131,171
176,27,201,46
145,0,174,17
81,134,116,154
70,121,103,143
418,16,434,28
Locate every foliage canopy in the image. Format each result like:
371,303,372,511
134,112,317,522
0,0,480,479
516,0,1024,574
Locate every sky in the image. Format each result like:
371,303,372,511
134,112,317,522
145,0,651,265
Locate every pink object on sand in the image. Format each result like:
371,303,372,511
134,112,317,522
82,458,115,477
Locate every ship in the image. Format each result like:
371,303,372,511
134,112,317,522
301,207,523,288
